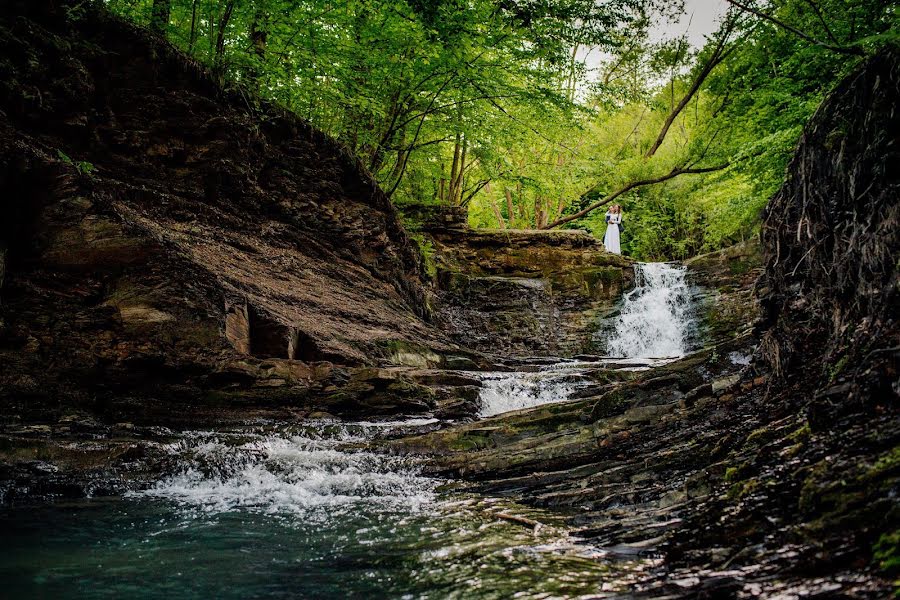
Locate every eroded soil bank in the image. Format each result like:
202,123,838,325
0,0,483,427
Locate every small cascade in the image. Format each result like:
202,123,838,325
135,424,436,518
602,262,698,360
477,369,582,417
474,263,701,418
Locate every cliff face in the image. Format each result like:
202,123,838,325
426,223,634,358
685,239,763,344
758,49,899,394
0,1,457,421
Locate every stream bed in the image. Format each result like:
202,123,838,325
0,263,697,598
0,422,654,599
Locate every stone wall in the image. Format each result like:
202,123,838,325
684,239,763,345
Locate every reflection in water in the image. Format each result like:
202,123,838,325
0,423,652,599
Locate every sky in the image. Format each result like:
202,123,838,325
577,0,730,93
652,0,731,47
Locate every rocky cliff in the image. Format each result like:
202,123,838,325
0,0,465,422
397,49,900,598
426,222,633,358
685,239,762,344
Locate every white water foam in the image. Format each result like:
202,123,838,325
134,427,436,519
477,369,580,418
604,262,696,360
475,263,699,417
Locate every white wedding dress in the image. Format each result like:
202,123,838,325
604,212,621,254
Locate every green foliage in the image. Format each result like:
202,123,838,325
107,0,896,260
56,149,96,176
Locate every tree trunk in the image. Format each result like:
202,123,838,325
453,138,467,205
516,183,526,222
187,0,199,54
249,6,268,88
448,132,461,204
214,0,237,82
149,0,170,35
486,183,506,229
504,188,515,227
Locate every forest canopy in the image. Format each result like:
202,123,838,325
108,0,897,260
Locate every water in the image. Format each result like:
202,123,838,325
477,368,582,418
135,427,434,518
1,264,700,596
476,263,699,418
0,423,647,598
603,263,698,360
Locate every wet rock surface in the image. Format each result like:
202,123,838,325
391,49,900,598
429,226,634,358
0,3,896,598
685,239,763,344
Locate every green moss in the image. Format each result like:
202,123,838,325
727,477,760,501
787,424,811,444
827,354,851,383
783,442,805,458
727,258,751,276
747,425,780,445
874,530,900,577
382,340,441,368
409,233,438,280
447,432,495,452
725,463,751,483
861,446,900,482
798,460,830,512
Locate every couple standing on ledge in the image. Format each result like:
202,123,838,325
604,204,625,254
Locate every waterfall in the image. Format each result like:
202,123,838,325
477,369,580,417
474,263,699,417
603,262,696,360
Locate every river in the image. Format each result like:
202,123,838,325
0,263,696,598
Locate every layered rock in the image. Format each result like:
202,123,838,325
684,239,763,343
0,0,466,422
428,226,634,358
395,49,900,598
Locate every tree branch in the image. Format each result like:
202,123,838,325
645,18,736,158
542,163,729,230
725,0,863,56
802,0,841,45
460,179,491,206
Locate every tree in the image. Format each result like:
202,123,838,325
149,0,170,35
110,0,897,259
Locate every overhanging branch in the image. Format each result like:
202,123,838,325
541,163,729,230
725,0,864,56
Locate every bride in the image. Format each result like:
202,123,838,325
603,204,623,254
